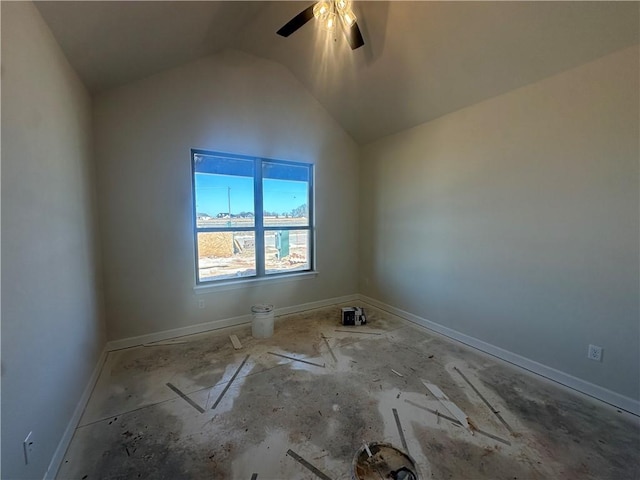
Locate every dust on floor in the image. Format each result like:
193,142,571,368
56,304,640,480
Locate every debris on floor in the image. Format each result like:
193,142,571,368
392,408,409,452
56,303,640,480
211,354,249,409
341,306,367,325
362,441,373,458
268,351,325,368
166,383,205,413
229,334,242,350
403,399,511,446
422,381,473,432
353,443,420,480
453,366,515,435
320,333,338,362
334,329,382,335
286,449,332,480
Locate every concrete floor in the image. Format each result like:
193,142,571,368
57,303,639,479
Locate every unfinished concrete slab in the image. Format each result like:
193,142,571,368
57,304,639,479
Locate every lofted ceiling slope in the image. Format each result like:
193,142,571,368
35,1,639,144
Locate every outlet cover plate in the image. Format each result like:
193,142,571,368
588,344,603,362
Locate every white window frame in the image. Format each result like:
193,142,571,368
191,149,314,285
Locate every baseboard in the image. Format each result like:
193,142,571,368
106,313,253,351
43,346,109,480
44,295,358,478
106,294,360,351
358,294,640,416
274,294,359,317
41,292,637,480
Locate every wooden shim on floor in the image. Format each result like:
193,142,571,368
230,335,242,350
334,329,382,335
286,449,333,480
392,408,409,453
403,400,511,446
422,381,471,431
166,383,205,413
211,355,250,409
268,351,325,368
453,366,515,435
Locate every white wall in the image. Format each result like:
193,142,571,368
1,2,106,478
360,46,640,403
93,49,360,341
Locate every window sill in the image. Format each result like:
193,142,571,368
194,271,318,294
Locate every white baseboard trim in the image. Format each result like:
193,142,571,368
45,294,358,478
44,346,109,480
106,294,360,352
359,294,640,416
275,294,359,317
106,313,253,351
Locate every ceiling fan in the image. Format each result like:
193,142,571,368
276,0,365,50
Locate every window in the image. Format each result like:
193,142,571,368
191,149,314,284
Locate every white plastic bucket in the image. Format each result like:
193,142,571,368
251,304,274,338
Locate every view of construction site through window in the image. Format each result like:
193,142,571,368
192,150,313,282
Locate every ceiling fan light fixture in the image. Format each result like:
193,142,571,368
324,11,337,31
340,9,357,28
277,1,364,50
313,1,331,20
335,0,350,12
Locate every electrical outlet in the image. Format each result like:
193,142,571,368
198,299,205,309
588,344,603,362
23,431,34,465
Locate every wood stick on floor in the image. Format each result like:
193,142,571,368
229,334,242,350
334,329,382,335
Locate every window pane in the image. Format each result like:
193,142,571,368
263,162,309,227
194,154,255,228
264,230,310,274
197,231,256,281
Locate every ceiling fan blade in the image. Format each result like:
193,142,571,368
345,21,365,50
277,4,315,37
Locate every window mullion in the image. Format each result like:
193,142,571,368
254,158,265,276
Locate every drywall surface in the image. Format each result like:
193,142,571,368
360,46,640,401
93,49,359,341
1,2,106,478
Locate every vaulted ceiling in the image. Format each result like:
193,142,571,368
35,1,639,144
